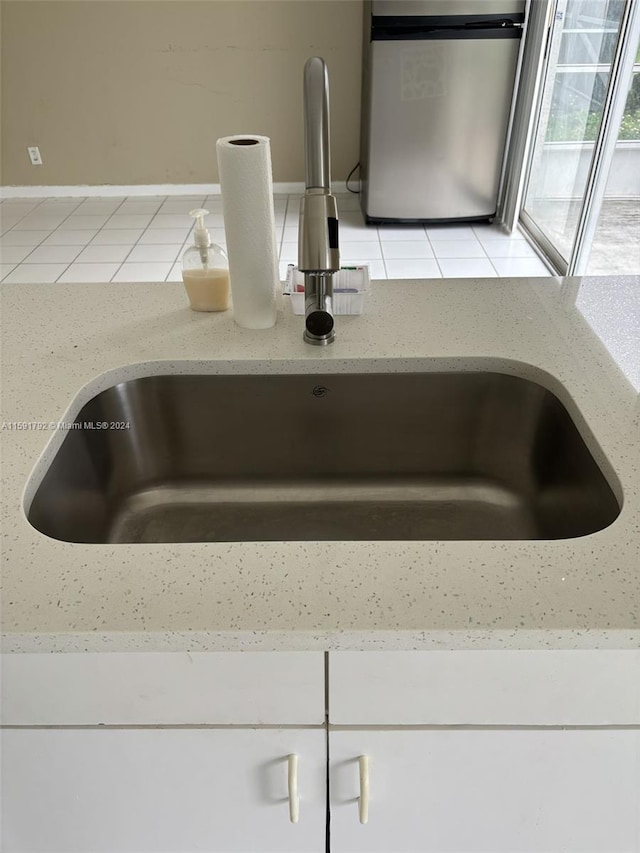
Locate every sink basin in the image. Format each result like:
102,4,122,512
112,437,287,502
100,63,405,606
27,372,620,543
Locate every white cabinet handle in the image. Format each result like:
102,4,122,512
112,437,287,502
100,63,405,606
358,755,370,824
288,753,299,823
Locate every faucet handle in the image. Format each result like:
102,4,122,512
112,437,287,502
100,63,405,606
298,192,339,274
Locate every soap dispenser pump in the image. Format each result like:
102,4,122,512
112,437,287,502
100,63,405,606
181,208,230,312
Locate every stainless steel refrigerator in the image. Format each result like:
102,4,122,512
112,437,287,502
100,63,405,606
360,0,525,223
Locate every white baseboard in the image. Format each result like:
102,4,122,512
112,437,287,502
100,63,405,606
0,182,349,199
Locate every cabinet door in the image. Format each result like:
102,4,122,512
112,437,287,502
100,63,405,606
1,728,326,853
330,729,640,852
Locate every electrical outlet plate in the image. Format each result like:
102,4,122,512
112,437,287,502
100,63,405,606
27,146,43,166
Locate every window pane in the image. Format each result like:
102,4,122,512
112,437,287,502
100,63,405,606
559,31,620,66
619,70,640,140
546,70,610,141
564,0,625,30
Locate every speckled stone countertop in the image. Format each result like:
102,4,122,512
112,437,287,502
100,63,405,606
1,276,639,652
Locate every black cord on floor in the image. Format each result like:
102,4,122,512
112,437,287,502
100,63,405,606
346,161,360,194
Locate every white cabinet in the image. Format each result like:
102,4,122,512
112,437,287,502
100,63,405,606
328,650,640,853
3,648,640,852
2,728,326,853
0,651,326,853
329,729,640,853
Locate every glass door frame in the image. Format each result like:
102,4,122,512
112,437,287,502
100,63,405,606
570,0,640,274
507,0,640,275
499,0,554,233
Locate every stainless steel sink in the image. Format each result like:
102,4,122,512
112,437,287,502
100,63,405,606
27,373,620,543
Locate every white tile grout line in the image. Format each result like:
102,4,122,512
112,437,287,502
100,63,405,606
1,198,93,280
3,196,142,282
371,220,511,280
1,196,84,237
59,197,132,283
2,192,537,283
425,224,500,278
4,197,104,277
2,194,296,283
474,227,500,278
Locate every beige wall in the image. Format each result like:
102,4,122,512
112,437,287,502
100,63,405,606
0,0,363,186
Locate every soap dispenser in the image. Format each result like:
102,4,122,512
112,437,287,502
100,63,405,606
181,208,230,312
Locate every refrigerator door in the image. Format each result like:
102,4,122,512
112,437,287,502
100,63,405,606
362,32,521,221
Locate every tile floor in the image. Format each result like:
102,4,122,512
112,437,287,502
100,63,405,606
0,193,551,284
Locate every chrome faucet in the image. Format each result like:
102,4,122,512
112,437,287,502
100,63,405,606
298,57,339,346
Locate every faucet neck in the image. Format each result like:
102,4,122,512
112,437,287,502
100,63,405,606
304,57,331,192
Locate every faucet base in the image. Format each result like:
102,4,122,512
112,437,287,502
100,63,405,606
303,328,336,346
302,272,336,345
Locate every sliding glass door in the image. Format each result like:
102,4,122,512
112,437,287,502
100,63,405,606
583,35,640,273
519,0,639,273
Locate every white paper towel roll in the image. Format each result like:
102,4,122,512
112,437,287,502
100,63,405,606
216,135,278,329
